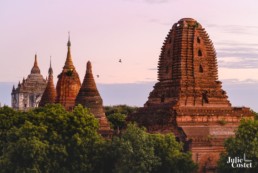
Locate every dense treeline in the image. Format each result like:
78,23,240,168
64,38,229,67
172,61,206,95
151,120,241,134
0,105,197,173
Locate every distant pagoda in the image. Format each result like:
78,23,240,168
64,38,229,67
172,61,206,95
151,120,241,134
11,54,47,110
128,18,254,172
75,61,112,137
39,59,56,107
55,36,81,110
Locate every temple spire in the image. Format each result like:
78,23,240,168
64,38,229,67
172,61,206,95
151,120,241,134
39,57,56,107
56,34,81,110
48,56,53,75
34,54,38,66
83,61,98,92
67,31,71,47
64,32,74,69
31,54,41,74
75,61,112,137
87,61,92,74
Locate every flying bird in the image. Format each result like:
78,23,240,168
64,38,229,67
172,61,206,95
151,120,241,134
96,75,99,78
119,59,122,63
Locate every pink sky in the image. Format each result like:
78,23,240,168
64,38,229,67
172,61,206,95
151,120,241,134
1,0,258,84
1,0,258,111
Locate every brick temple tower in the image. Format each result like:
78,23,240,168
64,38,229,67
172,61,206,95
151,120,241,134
39,59,56,107
128,18,254,172
11,55,47,110
147,18,231,108
75,61,112,137
56,36,81,110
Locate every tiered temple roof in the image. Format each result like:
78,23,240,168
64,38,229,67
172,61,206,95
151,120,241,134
75,61,112,137
11,54,47,110
55,36,81,110
17,55,46,93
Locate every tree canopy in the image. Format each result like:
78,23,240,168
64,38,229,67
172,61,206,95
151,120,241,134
105,105,138,131
0,104,101,173
0,105,197,173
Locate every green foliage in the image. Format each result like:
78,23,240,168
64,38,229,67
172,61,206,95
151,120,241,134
96,124,197,173
0,106,196,173
65,69,73,76
149,133,197,173
218,119,258,173
0,104,102,173
107,113,126,130
112,124,160,173
105,104,138,116
105,105,138,131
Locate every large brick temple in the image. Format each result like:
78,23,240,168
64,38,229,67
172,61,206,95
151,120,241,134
128,18,254,172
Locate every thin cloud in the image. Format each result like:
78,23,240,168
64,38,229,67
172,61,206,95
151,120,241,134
215,41,258,47
217,54,258,69
217,47,258,53
207,24,258,35
215,42,258,69
218,52,258,59
218,59,258,69
222,78,258,84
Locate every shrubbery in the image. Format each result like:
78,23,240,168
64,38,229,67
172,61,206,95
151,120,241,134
0,105,197,173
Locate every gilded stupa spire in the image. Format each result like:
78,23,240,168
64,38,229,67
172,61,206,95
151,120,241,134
64,32,74,69
31,54,41,74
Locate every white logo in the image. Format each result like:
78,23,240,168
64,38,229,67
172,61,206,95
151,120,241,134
227,153,252,168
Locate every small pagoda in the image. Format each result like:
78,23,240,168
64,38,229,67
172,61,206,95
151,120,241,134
39,59,56,107
75,61,112,137
55,36,81,110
